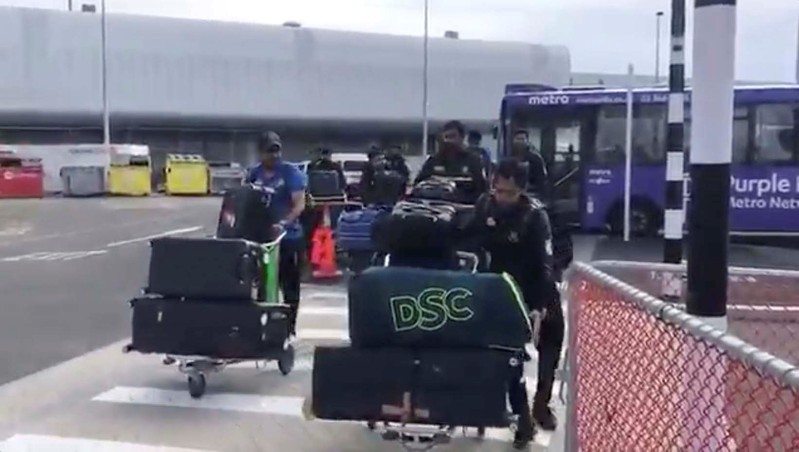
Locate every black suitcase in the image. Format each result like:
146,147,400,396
146,237,262,300
216,185,278,243
312,346,415,421
312,346,513,427
371,201,458,253
371,169,406,204
308,170,343,199
348,266,532,349
414,349,513,427
129,297,291,359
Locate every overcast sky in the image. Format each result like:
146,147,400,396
2,0,797,82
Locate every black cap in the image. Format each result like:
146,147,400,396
258,131,282,152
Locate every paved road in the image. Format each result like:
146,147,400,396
591,236,799,269
0,197,570,452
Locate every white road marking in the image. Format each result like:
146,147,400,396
296,329,350,342
0,225,31,237
304,291,346,300
221,357,314,372
0,434,214,452
1,250,107,262
93,386,305,417
299,306,348,317
106,226,203,248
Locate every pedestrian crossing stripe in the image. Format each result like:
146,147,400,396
1,250,108,262
0,434,213,452
91,383,556,448
296,328,350,342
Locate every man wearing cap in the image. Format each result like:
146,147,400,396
246,131,307,335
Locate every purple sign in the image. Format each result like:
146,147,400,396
583,165,799,233
504,86,799,110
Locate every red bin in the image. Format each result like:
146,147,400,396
0,157,44,198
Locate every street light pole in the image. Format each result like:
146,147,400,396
655,11,664,83
68,0,73,11
421,0,429,157
101,0,110,147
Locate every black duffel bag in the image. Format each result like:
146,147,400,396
371,200,458,253
348,266,532,349
410,179,459,202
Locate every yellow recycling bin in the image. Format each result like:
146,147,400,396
107,155,152,196
165,154,209,195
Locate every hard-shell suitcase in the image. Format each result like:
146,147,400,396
311,346,513,427
216,185,277,243
336,205,390,252
146,237,262,300
308,170,343,199
348,266,532,349
129,297,291,359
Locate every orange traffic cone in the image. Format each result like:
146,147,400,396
311,205,342,280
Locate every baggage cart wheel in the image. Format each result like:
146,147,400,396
187,373,206,399
278,344,295,376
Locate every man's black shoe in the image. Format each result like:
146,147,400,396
512,430,533,450
533,406,558,431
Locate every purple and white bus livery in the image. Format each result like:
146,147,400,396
498,84,799,236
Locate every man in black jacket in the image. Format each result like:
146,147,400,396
464,158,560,448
414,120,487,204
510,129,551,204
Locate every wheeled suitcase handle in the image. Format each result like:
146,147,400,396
237,252,255,284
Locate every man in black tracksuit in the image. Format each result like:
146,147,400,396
464,158,560,449
414,120,487,204
510,129,551,203
509,130,568,431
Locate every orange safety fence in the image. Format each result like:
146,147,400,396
563,262,799,451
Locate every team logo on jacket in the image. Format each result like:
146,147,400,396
461,166,469,174
486,217,496,227
508,231,519,242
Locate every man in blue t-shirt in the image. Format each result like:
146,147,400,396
246,131,308,336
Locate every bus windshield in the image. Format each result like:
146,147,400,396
500,85,799,235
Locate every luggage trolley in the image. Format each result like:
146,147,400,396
367,250,523,451
124,232,297,399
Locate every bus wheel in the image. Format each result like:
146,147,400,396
608,199,661,237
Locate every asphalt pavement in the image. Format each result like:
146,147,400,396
0,197,569,452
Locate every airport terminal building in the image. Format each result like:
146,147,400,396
0,6,572,167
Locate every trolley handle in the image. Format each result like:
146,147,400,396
382,251,480,273
262,230,287,251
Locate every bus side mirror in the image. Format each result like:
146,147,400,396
491,125,499,140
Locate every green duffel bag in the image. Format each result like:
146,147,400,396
348,266,532,349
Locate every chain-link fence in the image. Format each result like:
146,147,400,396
563,262,799,451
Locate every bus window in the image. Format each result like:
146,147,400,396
595,104,666,165
683,107,750,163
754,103,798,164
